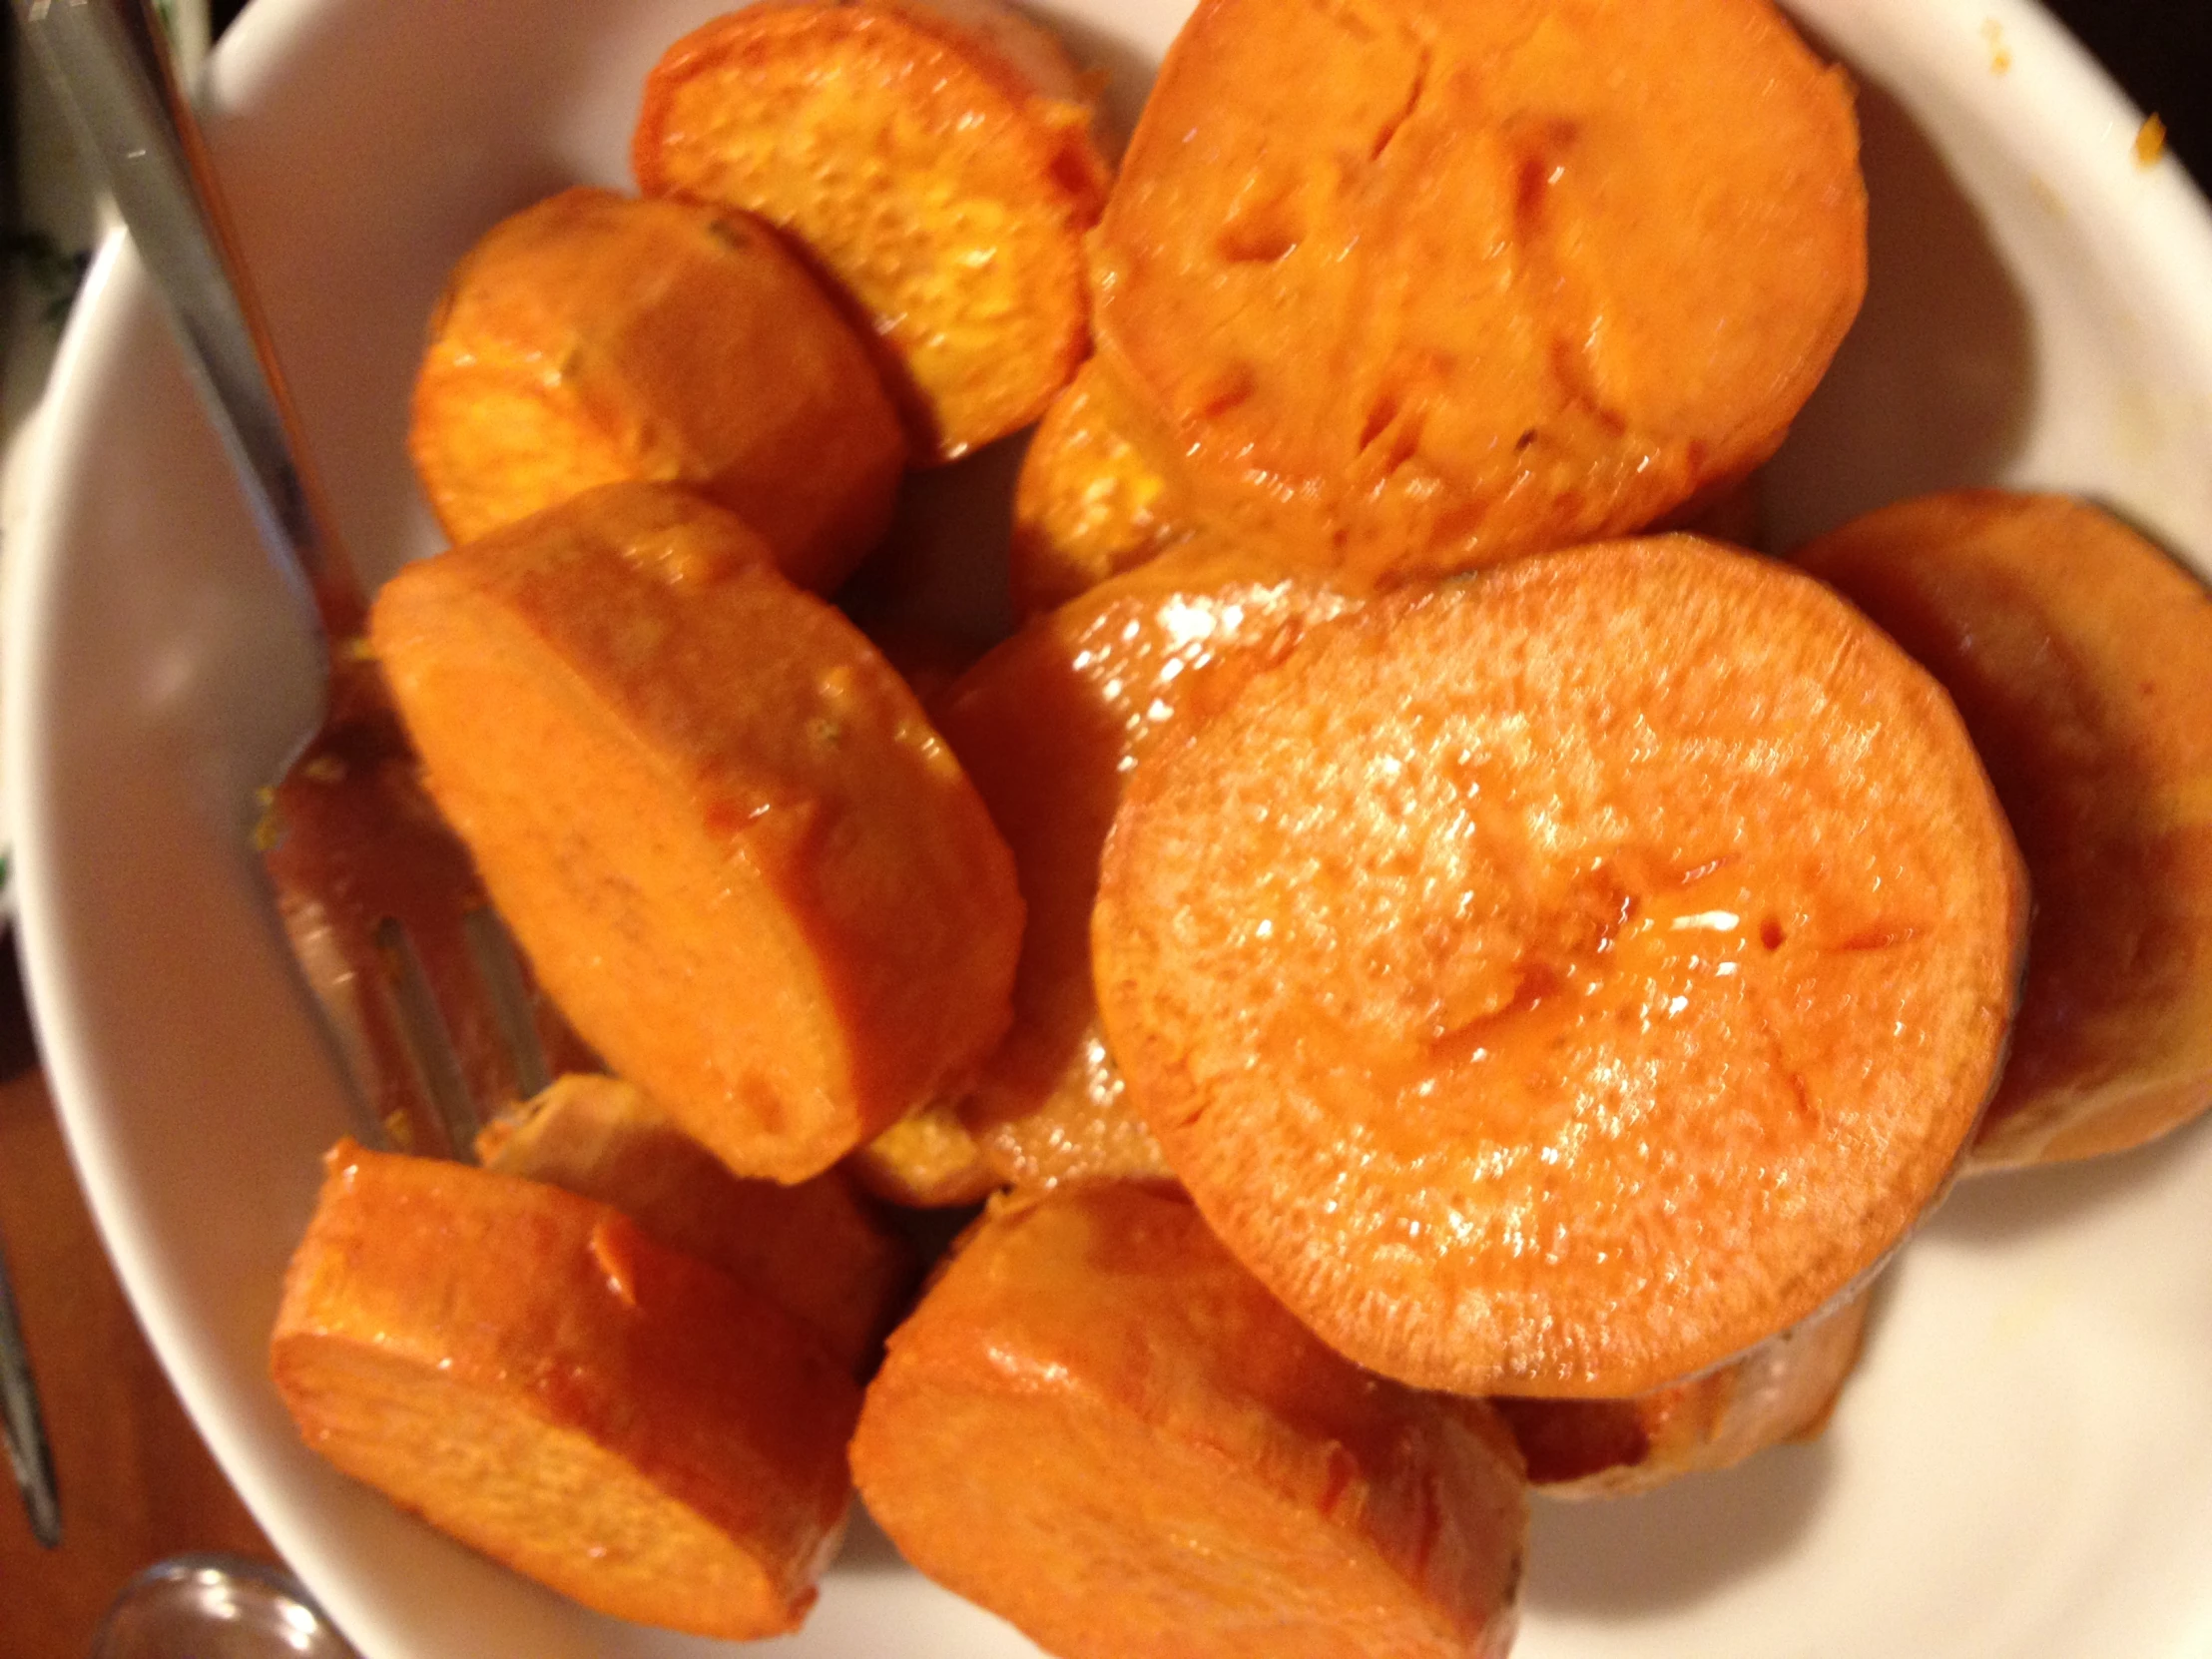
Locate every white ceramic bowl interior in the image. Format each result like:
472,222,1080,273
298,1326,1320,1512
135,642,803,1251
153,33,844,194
8,1,2212,1656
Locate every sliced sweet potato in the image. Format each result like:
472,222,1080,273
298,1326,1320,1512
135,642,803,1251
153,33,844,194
932,542,1360,1189
475,1073,911,1372
1009,354,1193,616
846,1099,1000,1208
370,480,1023,1184
634,0,1111,462
1796,490,2212,1167
1492,1284,1871,1498
851,1186,1526,1658
1091,0,1865,584
1094,536,2025,1397
409,186,903,591
271,1141,858,1639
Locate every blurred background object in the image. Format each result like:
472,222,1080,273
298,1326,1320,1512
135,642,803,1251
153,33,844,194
89,1553,360,1659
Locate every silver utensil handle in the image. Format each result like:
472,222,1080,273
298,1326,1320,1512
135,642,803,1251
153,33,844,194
0,1233,60,1547
15,0,366,647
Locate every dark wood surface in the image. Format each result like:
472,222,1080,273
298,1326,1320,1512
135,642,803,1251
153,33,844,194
0,1056,273,1658
1,3,2205,1657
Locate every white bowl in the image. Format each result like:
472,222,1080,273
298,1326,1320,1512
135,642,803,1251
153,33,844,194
9,1,2212,1656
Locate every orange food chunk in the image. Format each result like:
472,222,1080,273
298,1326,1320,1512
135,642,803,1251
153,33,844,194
370,481,1023,1183
851,1186,1526,1658
1796,490,2212,1167
1009,354,1193,616
1092,0,1865,584
933,542,1360,1189
409,187,903,591
846,1099,999,1208
1492,1285,1871,1498
476,1073,911,1372
271,1141,858,1639
1095,537,2024,1397
634,0,1111,462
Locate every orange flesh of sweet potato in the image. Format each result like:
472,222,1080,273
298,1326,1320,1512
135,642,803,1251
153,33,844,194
633,0,1110,463
1094,536,2025,1397
851,1187,1526,1659
933,542,1361,1189
1795,490,2212,1168
1092,0,1865,584
271,1142,859,1639
846,1098,1000,1208
369,481,1023,1184
1009,354,1194,617
409,187,904,592
475,1073,911,1373
1492,1282,1871,1497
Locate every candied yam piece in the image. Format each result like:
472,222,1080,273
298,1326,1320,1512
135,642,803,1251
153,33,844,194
932,543,1360,1189
847,1099,999,1208
1493,1285,1871,1498
271,1142,858,1638
475,1073,911,1372
1795,491,2212,1167
634,0,1111,462
851,1187,1526,1658
1092,0,1865,583
370,481,1023,1184
1095,537,2025,1397
1009,354,1193,616
409,187,903,591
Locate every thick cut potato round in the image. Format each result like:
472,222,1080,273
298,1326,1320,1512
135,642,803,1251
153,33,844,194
851,1186,1527,1659
1095,537,2024,1397
634,0,1110,462
1092,0,1864,584
476,1073,912,1373
846,1099,999,1208
1492,1285,1870,1498
1796,490,2212,1167
272,1142,859,1640
370,481,1023,1184
1009,354,1194,616
933,542,1359,1189
409,187,903,591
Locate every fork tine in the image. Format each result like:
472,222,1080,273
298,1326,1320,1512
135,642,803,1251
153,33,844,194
263,691,592,1161
375,917,483,1159
461,909,553,1104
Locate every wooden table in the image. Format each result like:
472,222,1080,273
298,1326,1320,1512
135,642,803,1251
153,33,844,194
0,949,271,1659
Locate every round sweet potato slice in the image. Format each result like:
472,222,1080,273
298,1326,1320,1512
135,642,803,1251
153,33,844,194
1009,354,1194,616
1094,536,2024,1397
369,481,1023,1184
634,0,1111,462
1795,490,2212,1168
272,1142,859,1639
932,542,1360,1189
409,187,903,591
846,1099,1000,1208
1091,0,1865,584
1492,1283,1871,1498
475,1073,912,1373
851,1186,1526,1659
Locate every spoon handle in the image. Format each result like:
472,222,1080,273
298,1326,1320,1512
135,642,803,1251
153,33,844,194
14,0,366,647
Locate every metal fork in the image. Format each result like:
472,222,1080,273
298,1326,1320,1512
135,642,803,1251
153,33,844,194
14,0,583,1156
